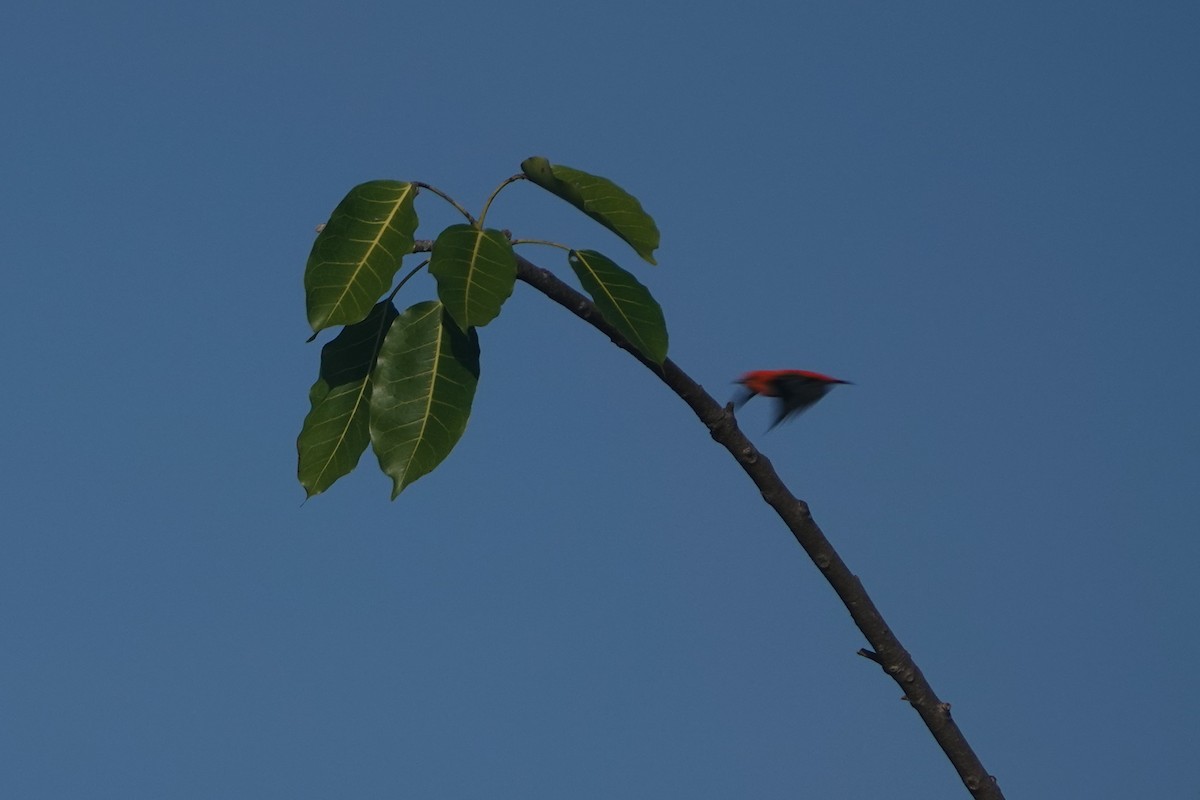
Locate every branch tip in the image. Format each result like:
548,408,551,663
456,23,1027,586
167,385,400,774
857,648,882,664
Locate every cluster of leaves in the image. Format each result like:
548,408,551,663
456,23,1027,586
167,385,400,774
298,157,668,499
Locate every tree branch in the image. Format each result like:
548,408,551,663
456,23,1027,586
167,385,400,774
511,254,1005,800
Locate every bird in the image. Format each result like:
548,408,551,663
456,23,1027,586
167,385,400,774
733,369,851,429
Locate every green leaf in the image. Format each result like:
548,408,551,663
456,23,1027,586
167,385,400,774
521,156,660,264
297,301,399,497
369,301,480,498
568,250,669,364
305,180,419,333
428,225,517,332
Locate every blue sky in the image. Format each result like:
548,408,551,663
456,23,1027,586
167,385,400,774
3,2,1197,797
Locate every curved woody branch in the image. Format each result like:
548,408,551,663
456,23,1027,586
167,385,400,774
510,254,1005,800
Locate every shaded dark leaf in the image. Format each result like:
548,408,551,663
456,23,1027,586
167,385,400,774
297,301,399,497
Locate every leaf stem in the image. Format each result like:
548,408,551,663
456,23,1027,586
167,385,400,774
386,259,430,303
477,174,525,229
510,238,570,251
414,182,476,226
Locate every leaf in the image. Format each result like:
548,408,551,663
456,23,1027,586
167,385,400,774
521,156,660,264
297,301,399,497
305,180,419,333
428,225,517,332
569,249,669,364
369,301,480,498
